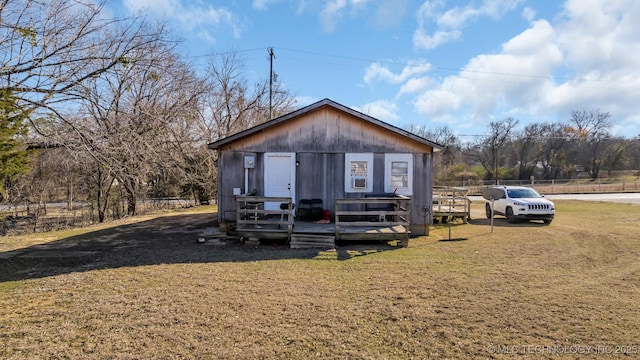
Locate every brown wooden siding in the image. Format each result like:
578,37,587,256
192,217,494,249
217,108,433,154
215,106,435,236
217,150,434,236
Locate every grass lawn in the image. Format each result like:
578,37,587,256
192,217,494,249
1,201,639,359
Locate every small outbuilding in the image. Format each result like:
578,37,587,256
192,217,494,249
208,98,442,245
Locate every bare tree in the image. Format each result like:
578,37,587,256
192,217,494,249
46,36,207,217
600,137,627,176
1,0,166,122
202,51,296,141
628,136,640,176
404,124,465,182
1,0,189,218
512,123,546,180
465,118,519,183
186,51,296,204
565,109,614,179
537,122,570,180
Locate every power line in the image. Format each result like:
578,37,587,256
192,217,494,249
180,46,635,90
275,47,627,86
186,47,267,59
199,46,633,87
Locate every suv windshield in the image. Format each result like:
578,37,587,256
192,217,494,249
507,188,542,199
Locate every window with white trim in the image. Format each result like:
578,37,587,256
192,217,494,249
345,153,373,193
384,154,412,195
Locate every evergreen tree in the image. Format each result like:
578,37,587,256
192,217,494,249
0,90,32,199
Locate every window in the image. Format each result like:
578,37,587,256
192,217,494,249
345,153,373,193
390,161,409,188
350,161,368,188
385,154,412,195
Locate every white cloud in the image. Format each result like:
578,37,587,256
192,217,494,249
409,0,640,136
374,0,409,27
437,6,480,29
414,89,461,120
413,19,563,119
522,6,536,21
413,29,461,50
252,0,280,11
413,0,524,50
122,0,241,43
364,61,432,86
398,77,432,96
123,0,174,14
548,0,640,123
557,0,640,73
481,0,524,19
319,0,347,32
318,0,400,32
355,100,400,122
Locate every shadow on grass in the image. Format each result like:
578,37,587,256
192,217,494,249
438,237,469,242
467,217,552,227
430,216,550,241
0,212,400,283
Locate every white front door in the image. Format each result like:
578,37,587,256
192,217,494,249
264,153,295,211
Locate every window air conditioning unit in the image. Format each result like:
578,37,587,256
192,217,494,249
352,176,367,189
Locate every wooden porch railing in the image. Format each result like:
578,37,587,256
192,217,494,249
235,196,294,243
334,196,411,245
432,186,471,223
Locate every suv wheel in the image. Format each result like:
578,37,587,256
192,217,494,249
506,207,517,223
543,219,552,225
485,203,492,219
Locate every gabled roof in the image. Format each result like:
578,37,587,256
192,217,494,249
208,98,443,151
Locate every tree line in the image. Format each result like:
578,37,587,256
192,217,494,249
1,1,638,227
408,110,639,185
1,0,294,223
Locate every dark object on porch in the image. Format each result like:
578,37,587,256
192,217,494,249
279,203,295,221
297,198,323,221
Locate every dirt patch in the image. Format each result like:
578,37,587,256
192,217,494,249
0,211,400,283
17,250,98,258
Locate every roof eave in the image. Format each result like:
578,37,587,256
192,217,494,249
207,98,444,151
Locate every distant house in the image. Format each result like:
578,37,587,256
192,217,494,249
208,98,442,239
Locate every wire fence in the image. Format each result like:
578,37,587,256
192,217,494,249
436,177,640,195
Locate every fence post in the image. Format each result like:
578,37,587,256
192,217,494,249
551,179,554,193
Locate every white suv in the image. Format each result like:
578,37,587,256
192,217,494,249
485,186,555,224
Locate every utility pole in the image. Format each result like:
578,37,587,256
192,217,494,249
268,47,275,120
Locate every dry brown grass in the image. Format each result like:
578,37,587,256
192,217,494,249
1,201,639,359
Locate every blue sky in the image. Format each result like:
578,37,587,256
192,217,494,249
111,0,640,139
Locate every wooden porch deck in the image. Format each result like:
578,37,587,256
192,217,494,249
432,186,471,223
234,196,411,248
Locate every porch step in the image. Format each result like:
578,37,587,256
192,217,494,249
290,234,335,249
